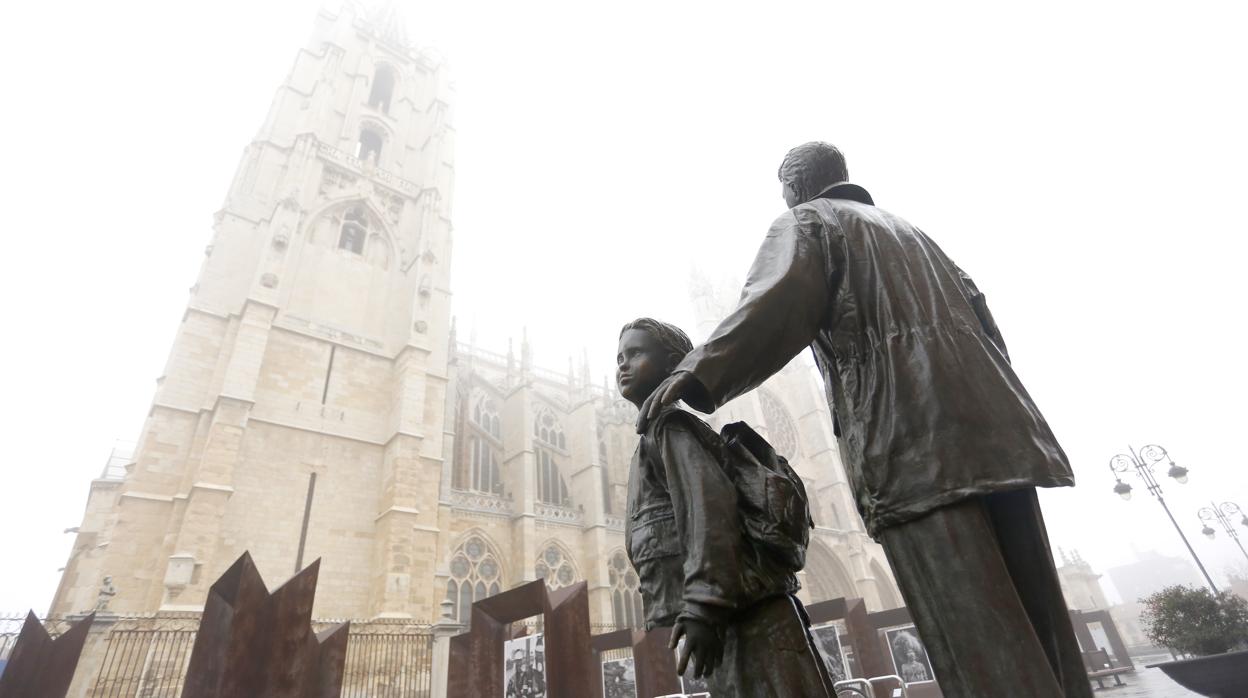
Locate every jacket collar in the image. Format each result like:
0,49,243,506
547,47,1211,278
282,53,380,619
812,181,874,206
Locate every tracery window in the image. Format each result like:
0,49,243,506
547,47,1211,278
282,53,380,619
468,436,502,495
468,395,503,494
536,449,569,506
534,409,570,505
368,65,395,114
337,205,368,254
598,435,613,514
534,409,566,450
474,396,502,439
759,390,800,459
444,535,503,623
357,127,384,164
535,544,578,590
609,551,644,629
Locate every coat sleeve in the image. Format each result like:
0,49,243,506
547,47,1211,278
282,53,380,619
658,415,743,626
676,207,832,412
954,264,1010,362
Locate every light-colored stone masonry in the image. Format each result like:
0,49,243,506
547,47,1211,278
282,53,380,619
50,8,901,695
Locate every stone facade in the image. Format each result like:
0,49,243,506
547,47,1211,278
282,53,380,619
1056,548,1110,611
50,3,900,634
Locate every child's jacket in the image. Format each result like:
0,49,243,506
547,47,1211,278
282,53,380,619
626,406,799,630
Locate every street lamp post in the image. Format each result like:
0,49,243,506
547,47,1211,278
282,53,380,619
1109,444,1219,593
1198,501,1248,564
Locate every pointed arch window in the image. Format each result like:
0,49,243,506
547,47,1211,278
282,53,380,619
337,205,368,254
536,449,569,506
609,551,644,629
466,395,503,495
760,389,800,459
473,397,502,439
368,65,395,114
534,409,565,450
356,127,384,165
535,544,578,590
534,409,570,506
444,535,503,624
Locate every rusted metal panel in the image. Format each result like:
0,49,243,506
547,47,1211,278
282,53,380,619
0,611,94,698
180,552,349,698
447,579,596,698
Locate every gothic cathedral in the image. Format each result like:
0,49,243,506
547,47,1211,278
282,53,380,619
50,4,900,630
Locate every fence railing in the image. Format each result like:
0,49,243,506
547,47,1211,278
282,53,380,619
92,627,195,698
340,628,434,697
1,613,436,698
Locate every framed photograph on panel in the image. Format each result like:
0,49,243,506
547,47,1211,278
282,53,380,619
882,625,935,685
503,632,548,698
810,620,849,682
601,656,637,698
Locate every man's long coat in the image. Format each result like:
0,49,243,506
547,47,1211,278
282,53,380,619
676,183,1074,537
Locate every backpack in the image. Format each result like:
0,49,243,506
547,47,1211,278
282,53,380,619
718,421,814,572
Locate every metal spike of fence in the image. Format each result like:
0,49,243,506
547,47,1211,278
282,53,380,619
0,611,94,698
180,552,350,698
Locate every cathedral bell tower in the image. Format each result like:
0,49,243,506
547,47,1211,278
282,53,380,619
51,4,455,620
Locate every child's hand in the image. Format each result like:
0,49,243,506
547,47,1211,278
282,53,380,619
670,618,724,680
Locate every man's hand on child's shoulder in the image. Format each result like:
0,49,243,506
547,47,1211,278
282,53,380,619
636,372,699,433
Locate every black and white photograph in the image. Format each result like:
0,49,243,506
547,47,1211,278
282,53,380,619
810,620,849,683
884,625,935,685
601,656,637,698
503,632,547,698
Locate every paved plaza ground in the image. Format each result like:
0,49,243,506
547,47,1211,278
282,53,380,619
1089,654,1198,698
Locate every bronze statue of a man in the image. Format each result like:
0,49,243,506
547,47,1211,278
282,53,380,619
638,142,1094,697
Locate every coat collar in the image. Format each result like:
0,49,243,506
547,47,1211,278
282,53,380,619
812,181,874,206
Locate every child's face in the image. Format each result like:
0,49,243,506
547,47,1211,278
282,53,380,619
616,329,674,408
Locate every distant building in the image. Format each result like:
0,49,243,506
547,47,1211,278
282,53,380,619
1229,573,1248,603
1107,550,1204,604
1056,548,1109,610
1108,601,1151,649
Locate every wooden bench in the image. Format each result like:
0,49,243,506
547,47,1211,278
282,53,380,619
1084,649,1130,690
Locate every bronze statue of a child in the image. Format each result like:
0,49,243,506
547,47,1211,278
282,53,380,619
617,318,834,697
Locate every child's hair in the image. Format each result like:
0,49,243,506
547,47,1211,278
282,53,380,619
619,318,693,362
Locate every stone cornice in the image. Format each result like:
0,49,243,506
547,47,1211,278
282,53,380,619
373,506,420,522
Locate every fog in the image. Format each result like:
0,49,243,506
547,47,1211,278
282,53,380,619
1,0,1245,613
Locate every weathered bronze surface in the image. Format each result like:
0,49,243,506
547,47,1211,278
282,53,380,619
634,142,1092,696
0,611,93,698
447,579,595,698
618,320,834,695
181,552,349,698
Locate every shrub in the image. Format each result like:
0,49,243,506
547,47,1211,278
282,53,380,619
1140,585,1248,656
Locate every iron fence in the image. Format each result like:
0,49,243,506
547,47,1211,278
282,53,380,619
340,627,433,697
92,627,195,698
0,613,435,698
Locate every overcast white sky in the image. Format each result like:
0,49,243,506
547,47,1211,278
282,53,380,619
1,0,1245,613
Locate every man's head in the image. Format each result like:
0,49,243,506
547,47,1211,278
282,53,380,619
778,141,848,208
616,318,692,408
